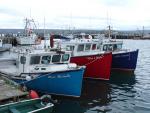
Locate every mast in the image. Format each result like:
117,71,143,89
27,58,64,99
24,18,28,36
44,17,46,49
108,25,111,40
142,26,144,38
24,18,36,36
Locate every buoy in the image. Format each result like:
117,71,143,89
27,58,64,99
26,75,31,81
29,90,39,99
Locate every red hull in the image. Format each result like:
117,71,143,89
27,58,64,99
70,52,112,80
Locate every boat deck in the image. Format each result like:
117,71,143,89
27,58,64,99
0,76,28,104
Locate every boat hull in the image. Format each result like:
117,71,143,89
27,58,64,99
70,52,112,80
112,49,139,72
12,67,85,97
0,98,54,113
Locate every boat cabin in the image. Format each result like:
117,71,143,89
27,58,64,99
101,40,123,52
59,39,104,56
13,49,72,74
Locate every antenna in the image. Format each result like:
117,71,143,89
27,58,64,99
89,16,92,34
44,17,46,49
106,11,109,26
106,11,113,39
108,25,113,40
108,25,111,39
69,12,73,35
30,8,31,18
142,26,144,38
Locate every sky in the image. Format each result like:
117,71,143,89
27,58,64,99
0,0,150,30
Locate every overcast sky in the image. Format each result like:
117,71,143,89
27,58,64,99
0,0,150,30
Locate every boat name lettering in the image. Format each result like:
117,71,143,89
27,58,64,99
87,56,103,60
48,74,71,79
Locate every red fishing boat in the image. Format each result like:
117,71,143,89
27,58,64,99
70,52,112,80
57,38,112,80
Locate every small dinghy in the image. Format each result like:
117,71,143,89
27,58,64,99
0,98,54,113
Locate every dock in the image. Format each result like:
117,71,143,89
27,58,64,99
0,76,28,104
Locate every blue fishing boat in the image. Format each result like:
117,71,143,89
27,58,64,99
112,49,139,72
0,47,85,97
12,67,85,97
101,39,139,72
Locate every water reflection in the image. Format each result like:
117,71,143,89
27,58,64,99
110,72,136,85
53,80,111,113
52,73,137,113
80,80,112,113
81,80,111,105
107,73,137,113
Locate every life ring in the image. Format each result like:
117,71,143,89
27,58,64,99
40,95,52,106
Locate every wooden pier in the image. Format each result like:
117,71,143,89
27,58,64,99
0,76,28,104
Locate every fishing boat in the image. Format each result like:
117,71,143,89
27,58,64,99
0,47,85,97
100,38,139,72
0,98,54,113
51,36,112,80
16,18,38,45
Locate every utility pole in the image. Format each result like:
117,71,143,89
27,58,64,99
142,26,144,38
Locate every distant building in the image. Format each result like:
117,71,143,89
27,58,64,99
142,33,150,39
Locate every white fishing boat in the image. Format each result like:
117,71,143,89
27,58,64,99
16,18,38,45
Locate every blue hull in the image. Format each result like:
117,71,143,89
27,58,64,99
13,68,85,97
112,49,139,71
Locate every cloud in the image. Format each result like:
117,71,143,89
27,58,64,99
100,0,132,7
0,7,24,17
0,0,150,30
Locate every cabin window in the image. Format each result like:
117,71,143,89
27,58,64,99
92,44,96,50
97,44,100,50
103,45,108,51
108,45,113,51
113,44,117,51
66,45,74,51
30,56,40,65
77,44,84,52
20,56,26,64
117,44,122,50
41,56,51,64
85,44,91,51
62,54,70,62
52,55,61,63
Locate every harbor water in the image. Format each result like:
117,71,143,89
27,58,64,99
52,39,150,113
0,39,149,113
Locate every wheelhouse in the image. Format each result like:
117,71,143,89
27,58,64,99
64,41,102,56
20,52,71,65
102,41,123,51
30,53,70,65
